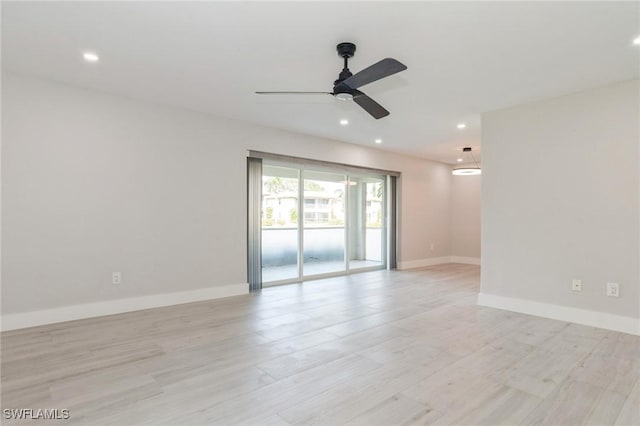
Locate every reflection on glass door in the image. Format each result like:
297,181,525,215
348,176,385,270
303,170,346,276
261,165,299,283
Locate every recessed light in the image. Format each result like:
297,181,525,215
457,158,463,162
82,52,99,63
456,123,466,129
375,139,382,144
634,36,640,45
340,119,349,126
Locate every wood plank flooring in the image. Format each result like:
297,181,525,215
1,264,638,425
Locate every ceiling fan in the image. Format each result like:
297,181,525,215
256,42,407,119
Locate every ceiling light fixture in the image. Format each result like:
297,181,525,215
375,139,382,144
452,147,481,175
457,158,463,162
340,119,349,126
634,36,640,45
456,123,466,129
82,52,99,63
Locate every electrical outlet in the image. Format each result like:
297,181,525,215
112,272,122,285
606,282,619,298
571,279,582,292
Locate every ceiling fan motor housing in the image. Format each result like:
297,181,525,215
334,80,354,100
333,77,354,100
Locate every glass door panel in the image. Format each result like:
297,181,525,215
348,175,385,270
303,170,346,276
261,165,300,283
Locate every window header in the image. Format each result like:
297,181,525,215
248,150,401,177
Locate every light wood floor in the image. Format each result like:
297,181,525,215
1,264,639,425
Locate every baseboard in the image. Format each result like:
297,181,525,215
397,256,453,270
450,256,481,265
398,256,481,270
477,293,640,336
1,283,249,331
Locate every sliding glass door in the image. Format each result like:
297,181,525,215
348,175,385,270
261,162,388,286
303,170,346,276
261,165,300,283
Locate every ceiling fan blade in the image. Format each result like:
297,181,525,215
343,58,407,89
255,91,332,95
353,90,390,119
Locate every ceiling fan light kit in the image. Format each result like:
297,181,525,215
256,42,407,119
452,147,482,175
335,92,354,101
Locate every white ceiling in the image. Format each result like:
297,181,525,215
2,1,639,163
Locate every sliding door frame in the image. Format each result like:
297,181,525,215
250,152,399,288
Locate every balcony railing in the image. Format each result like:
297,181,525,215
261,226,382,267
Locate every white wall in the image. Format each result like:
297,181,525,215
480,80,640,334
1,73,453,321
450,174,481,261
